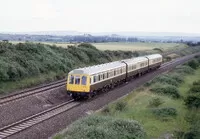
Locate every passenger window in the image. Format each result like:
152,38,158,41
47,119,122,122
81,76,87,85
100,74,103,80
69,75,74,84
109,71,112,77
104,73,107,79
75,76,80,84
93,76,96,83
123,67,126,72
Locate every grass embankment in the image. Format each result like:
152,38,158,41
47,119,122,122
54,57,200,139
98,59,200,138
0,42,136,94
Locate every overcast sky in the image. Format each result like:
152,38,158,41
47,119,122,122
0,0,200,33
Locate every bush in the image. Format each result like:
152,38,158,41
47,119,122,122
78,43,97,49
189,85,200,94
115,101,127,111
102,106,110,114
151,107,177,117
0,42,135,84
153,48,163,52
188,59,199,69
174,65,194,75
193,80,200,86
184,94,200,108
182,110,200,139
150,84,181,99
150,75,179,86
57,115,145,139
169,73,184,84
166,56,172,61
148,97,164,107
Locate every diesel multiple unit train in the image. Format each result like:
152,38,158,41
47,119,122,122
66,54,163,99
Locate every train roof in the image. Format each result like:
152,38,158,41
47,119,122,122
69,60,126,75
68,54,162,75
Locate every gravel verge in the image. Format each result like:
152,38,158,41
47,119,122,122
0,86,70,128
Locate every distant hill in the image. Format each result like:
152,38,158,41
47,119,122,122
2,31,83,36
1,31,200,37
0,31,200,42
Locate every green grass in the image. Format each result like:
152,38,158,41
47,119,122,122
100,89,188,138
179,68,200,97
98,68,200,138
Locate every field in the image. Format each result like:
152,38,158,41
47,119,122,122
11,41,187,51
91,42,186,51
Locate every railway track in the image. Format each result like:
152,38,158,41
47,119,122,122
0,99,79,139
0,79,66,106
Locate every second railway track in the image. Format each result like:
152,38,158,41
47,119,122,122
0,79,66,106
0,99,78,139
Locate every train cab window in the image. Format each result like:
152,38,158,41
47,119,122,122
81,76,87,85
75,76,80,84
69,75,74,84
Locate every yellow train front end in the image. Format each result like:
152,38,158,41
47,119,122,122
66,74,91,99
